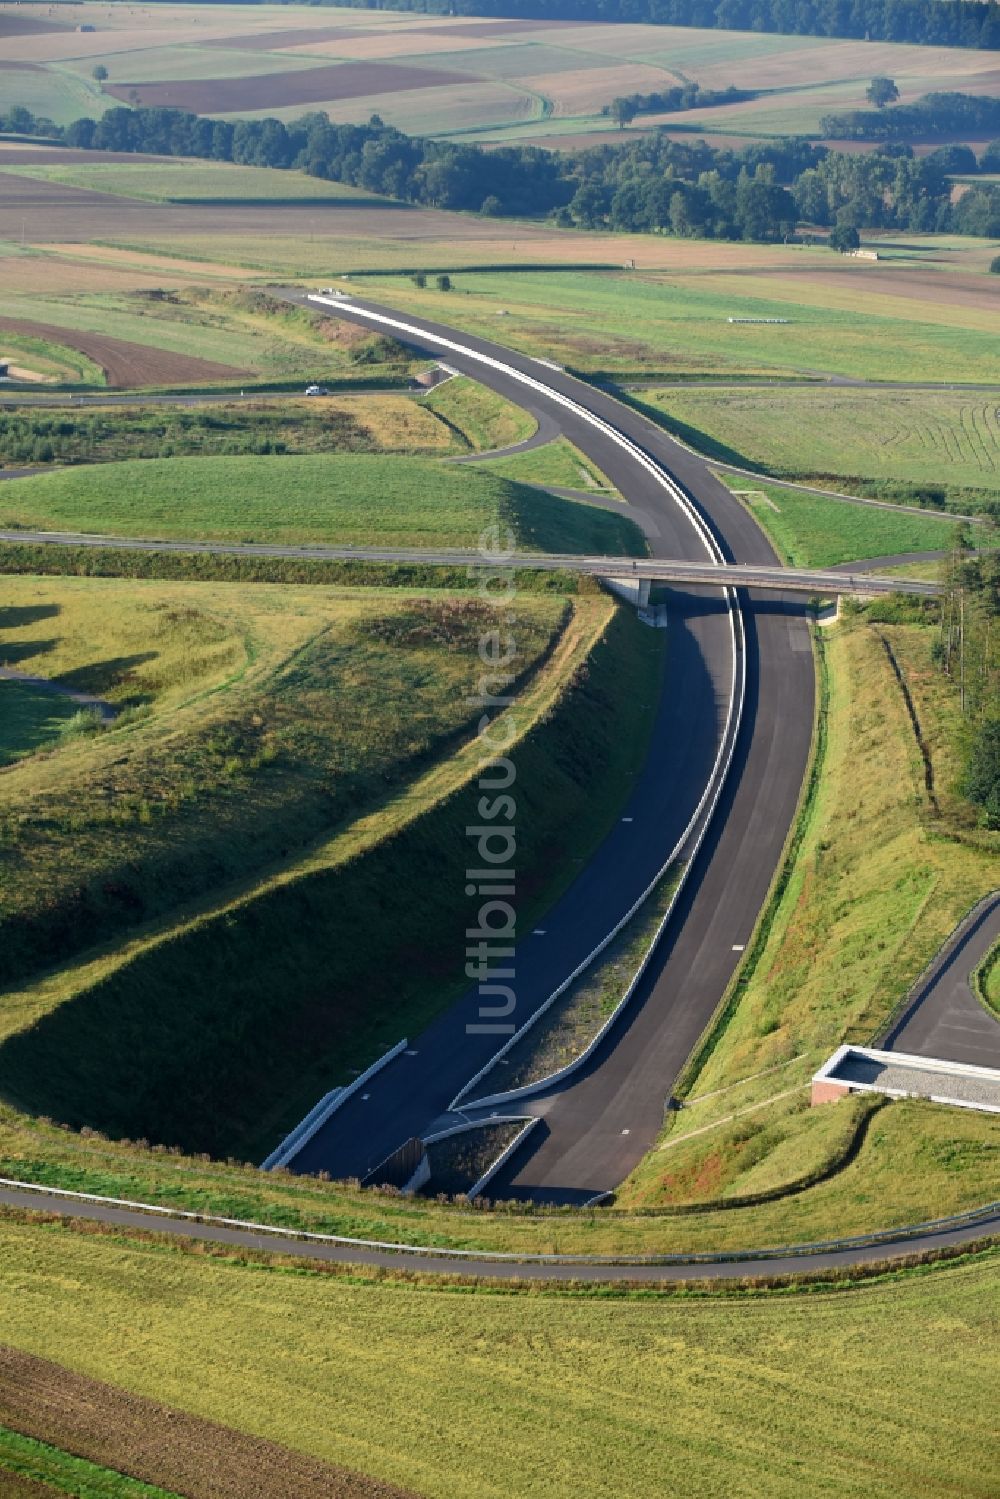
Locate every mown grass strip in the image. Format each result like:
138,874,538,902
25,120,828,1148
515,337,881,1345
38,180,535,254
0,1423,179,1499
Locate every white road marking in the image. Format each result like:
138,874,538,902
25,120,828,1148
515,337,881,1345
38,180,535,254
732,943,745,951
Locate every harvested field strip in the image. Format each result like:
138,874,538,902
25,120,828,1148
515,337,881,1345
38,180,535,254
0,1347,416,1499
106,62,475,114
0,318,249,389
1,1220,999,1499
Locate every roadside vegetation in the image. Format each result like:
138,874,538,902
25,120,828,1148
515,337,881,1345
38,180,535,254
477,436,617,494
621,593,999,1209
422,376,536,452
0,396,456,469
0,286,418,390
353,270,1000,386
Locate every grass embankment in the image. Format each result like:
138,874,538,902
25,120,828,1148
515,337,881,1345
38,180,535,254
422,375,536,452
0,396,456,468
478,436,617,495
642,386,1000,503
0,454,644,555
1,1095,997,1256
1,1217,998,1499
0,577,567,989
349,270,1000,384
0,1423,178,1499
977,944,1000,1017
620,612,999,1211
0,595,665,1161
720,476,960,567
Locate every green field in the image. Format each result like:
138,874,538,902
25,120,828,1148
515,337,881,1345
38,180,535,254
719,477,960,567
0,287,417,386
351,270,1000,387
478,435,617,494
0,454,644,554
645,387,1000,497
1,1214,998,1499
0,1422,177,1499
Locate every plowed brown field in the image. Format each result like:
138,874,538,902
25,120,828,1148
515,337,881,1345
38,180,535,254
0,1345,418,1499
107,61,474,114
0,318,249,387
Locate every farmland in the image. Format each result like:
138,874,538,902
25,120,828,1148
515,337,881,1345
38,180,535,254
1,1217,998,1499
3,2,1000,147
644,387,1000,500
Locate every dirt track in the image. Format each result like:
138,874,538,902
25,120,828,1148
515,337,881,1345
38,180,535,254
106,60,474,113
0,317,250,388
0,1345,418,1499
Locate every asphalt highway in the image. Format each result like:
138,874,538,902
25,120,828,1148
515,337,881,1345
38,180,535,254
273,291,818,1199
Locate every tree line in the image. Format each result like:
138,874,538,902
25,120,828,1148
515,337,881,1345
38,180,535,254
939,527,1000,828
602,83,755,128
822,92,1000,141
4,102,999,241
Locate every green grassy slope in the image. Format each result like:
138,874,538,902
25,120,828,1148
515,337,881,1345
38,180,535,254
720,478,959,566
0,601,664,1160
0,454,645,554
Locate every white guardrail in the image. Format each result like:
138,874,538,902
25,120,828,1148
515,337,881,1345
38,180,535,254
307,295,745,1122
260,1038,408,1171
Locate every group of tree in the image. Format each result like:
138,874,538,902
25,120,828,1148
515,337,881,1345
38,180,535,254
822,91,1000,141
602,83,755,129
4,100,999,241
938,526,1000,827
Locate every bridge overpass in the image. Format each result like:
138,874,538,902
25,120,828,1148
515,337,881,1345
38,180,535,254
0,529,940,598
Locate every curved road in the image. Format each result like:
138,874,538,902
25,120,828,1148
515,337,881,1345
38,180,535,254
882,891,1000,1067
273,291,816,1201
